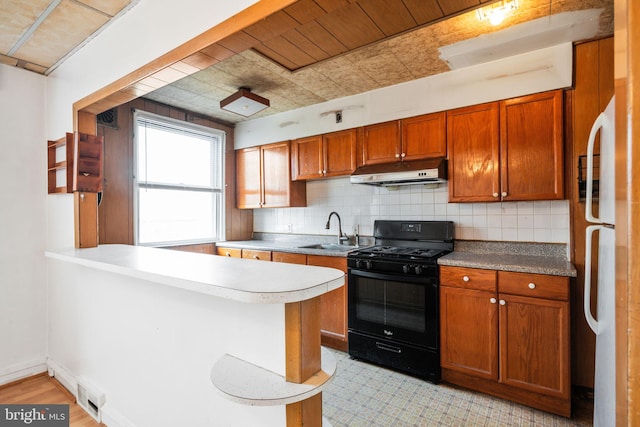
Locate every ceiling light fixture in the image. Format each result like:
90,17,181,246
476,0,519,26
220,87,270,117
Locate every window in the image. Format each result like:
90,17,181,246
134,111,224,246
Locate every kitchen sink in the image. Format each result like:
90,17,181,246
297,243,359,252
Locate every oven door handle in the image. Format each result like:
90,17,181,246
376,342,402,354
349,268,437,285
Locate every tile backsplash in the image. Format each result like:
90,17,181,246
252,177,569,244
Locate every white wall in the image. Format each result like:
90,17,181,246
254,178,570,244
0,64,48,383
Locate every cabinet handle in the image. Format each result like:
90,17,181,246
490,297,497,304
463,276,470,282
502,191,508,197
528,282,536,289
499,300,506,305
493,192,499,198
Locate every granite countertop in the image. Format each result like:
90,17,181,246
45,244,345,303
438,241,577,277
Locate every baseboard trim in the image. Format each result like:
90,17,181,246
0,358,47,387
45,358,138,427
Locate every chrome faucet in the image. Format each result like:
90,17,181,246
325,211,349,245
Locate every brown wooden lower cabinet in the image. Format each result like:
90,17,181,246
215,246,242,258
307,255,348,352
440,265,571,417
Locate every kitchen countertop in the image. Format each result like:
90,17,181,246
46,244,345,303
216,238,368,257
438,252,576,277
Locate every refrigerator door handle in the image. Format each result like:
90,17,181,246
586,112,608,224
584,224,601,334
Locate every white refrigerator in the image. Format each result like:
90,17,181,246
584,95,616,426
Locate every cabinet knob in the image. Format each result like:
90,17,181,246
253,255,259,260
225,252,231,257
318,170,322,174
401,153,406,158
502,191,508,197
528,282,536,289
463,276,470,282
395,153,400,158
493,192,499,198
490,297,497,304
323,170,327,174
499,300,506,305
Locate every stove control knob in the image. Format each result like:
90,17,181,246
365,260,373,270
355,259,363,269
402,264,410,274
415,265,423,275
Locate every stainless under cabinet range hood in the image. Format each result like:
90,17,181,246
350,158,447,187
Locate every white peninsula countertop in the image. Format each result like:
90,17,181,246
46,244,345,304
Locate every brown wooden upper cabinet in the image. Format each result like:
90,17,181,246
362,112,446,166
236,141,306,209
447,90,564,203
291,129,357,180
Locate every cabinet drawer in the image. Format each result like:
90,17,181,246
242,249,272,261
440,266,497,292
272,251,307,264
498,271,569,301
215,247,242,258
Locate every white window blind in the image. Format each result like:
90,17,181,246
134,111,224,246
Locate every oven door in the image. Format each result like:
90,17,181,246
348,268,438,349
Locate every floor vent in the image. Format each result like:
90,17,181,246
77,381,105,422
97,108,118,129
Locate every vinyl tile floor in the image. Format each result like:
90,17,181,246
323,350,593,427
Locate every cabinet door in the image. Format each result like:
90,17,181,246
323,129,357,177
401,112,446,161
362,121,401,165
500,90,564,201
261,141,293,208
499,293,570,399
291,135,323,180
447,102,500,202
440,286,499,380
307,255,347,350
236,146,262,209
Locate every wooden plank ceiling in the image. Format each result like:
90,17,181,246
209,0,499,72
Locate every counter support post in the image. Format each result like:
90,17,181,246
285,297,322,426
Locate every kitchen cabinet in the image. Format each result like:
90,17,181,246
447,90,564,202
362,112,446,166
236,141,306,209
291,129,357,180
308,255,348,351
241,249,271,261
440,265,571,417
215,246,242,258
272,251,307,264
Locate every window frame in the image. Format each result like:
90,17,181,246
132,110,225,247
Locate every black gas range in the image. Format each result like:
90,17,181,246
347,220,454,383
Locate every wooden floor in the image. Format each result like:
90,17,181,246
0,374,104,427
